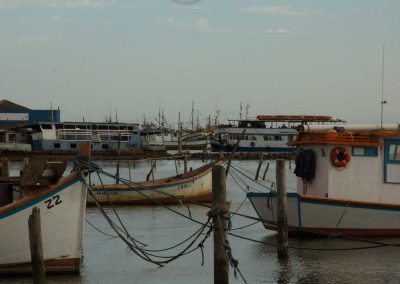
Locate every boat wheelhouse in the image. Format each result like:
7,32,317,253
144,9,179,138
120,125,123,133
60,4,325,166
211,115,344,153
248,123,400,236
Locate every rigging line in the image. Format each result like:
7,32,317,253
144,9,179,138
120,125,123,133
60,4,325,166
228,169,252,194
228,161,297,191
228,166,265,193
227,210,400,248
225,162,276,192
127,218,212,261
228,221,261,231
95,170,147,247
85,218,119,239
78,174,159,264
227,232,387,251
136,218,213,253
328,200,351,239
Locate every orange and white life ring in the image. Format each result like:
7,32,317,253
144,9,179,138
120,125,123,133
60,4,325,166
330,146,351,168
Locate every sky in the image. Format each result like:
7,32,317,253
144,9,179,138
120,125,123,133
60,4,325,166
0,0,399,128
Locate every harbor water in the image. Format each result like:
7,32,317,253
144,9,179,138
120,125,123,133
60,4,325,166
2,160,400,284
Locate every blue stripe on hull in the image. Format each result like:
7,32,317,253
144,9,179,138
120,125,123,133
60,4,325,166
247,192,400,212
0,177,80,219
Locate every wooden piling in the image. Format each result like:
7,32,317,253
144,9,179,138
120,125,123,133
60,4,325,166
28,207,46,284
116,132,121,184
128,160,132,182
0,158,13,206
276,159,288,258
184,156,188,174
255,153,264,180
212,165,229,284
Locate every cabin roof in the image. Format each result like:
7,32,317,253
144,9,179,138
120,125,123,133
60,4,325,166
256,115,345,123
289,129,400,146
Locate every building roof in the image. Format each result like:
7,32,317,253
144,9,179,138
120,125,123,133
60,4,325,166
0,99,30,111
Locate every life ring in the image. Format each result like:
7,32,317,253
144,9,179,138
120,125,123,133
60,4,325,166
330,147,351,168
250,142,255,147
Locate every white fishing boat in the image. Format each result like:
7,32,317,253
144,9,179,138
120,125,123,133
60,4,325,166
0,142,90,273
88,162,216,206
248,124,400,236
211,115,344,153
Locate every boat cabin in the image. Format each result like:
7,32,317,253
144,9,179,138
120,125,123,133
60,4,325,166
291,124,400,204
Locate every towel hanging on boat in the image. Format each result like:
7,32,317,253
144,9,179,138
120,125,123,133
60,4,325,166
294,149,316,182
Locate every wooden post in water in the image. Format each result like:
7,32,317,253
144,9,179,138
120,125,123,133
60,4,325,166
212,165,229,284
262,162,270,181
276,159,288,259
184,156,188,174
28,207,46,284
0,158,13,206
128,160,132,182
255,153,264,180
116,132,121,184
178,112,182,155
174,160,178,175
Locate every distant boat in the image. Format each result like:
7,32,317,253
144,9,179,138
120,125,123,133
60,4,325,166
87,162,217,205
0,142,90,273
140,128,209,151
211,115,345,153
12,121,141,153
248,124,400,237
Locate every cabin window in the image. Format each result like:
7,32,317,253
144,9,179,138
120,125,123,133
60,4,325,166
8,134,17,142
275,136,282,141
70,143,77,149
352,146,378,157
384,139,400,184
54,143,61,149
264,135,272,141
102,144,109,150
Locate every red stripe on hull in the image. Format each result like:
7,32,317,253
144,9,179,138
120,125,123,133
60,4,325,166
0,258,81,274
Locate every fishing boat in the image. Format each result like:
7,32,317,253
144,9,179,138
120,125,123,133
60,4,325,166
211,115,345,153
247,124,400,237
87,162,216,205
0,142,90,273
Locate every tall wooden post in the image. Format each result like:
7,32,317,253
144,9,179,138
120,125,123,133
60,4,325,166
276,160,288,258
0,158,13,206
28,207,46,284
212,165,229,284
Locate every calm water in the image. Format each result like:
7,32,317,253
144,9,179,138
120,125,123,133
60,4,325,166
2,160,400,284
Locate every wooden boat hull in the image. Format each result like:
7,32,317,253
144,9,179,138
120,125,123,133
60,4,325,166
0,173,87,273
247,192,400,236
88,163,214,206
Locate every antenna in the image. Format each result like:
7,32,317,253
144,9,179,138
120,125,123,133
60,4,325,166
380,45,387,131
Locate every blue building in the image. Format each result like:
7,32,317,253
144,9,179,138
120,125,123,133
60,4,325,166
0,99,60,129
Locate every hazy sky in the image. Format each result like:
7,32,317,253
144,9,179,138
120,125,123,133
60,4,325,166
0,0,399,128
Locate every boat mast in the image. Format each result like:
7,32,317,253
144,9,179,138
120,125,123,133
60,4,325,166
380,45,386,131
